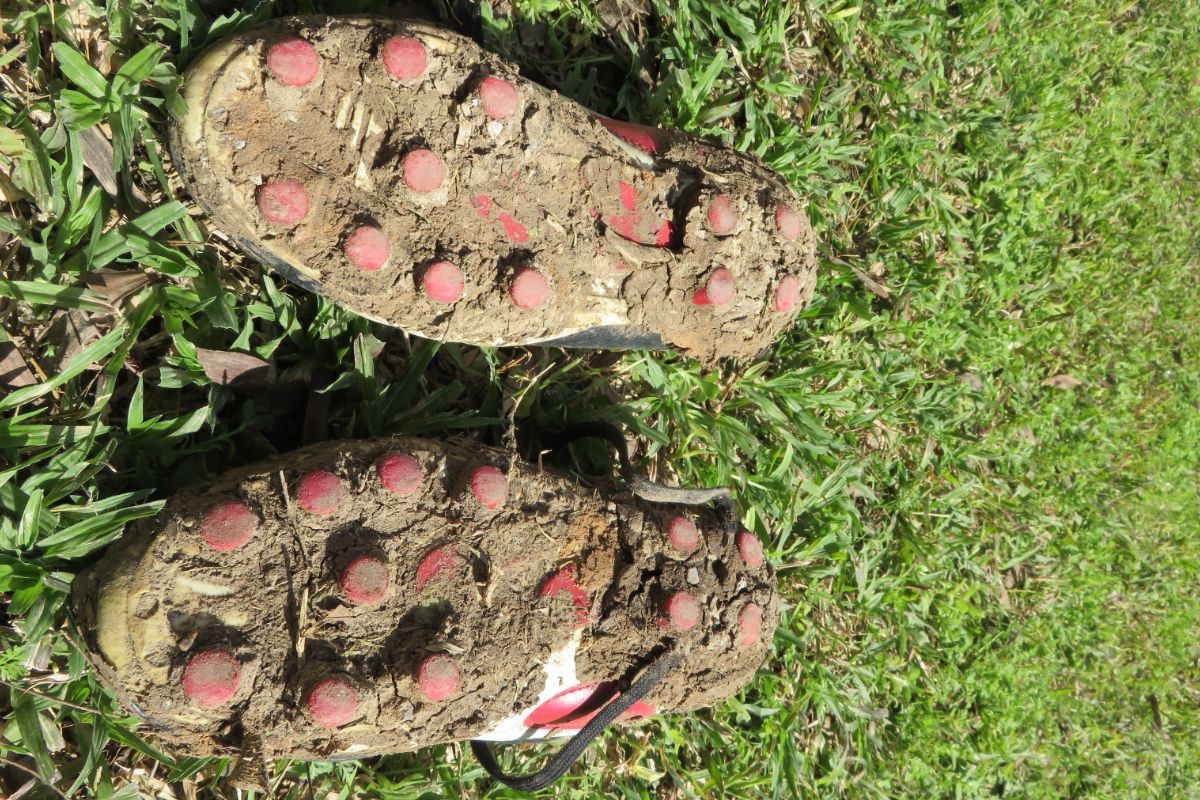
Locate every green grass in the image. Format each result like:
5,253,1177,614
2,0,1199,797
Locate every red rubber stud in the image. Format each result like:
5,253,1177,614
478,76,518,120
257,179,308,226
666,515,699,554
382,35,427,81
736,529,765,569
343,225,390,271
416,654,461,702
774,275,801,313
509,267,549,309
266,38,319,86
306,677,358,729
692,268,735,306
403,149,445,193
296,470,343,515
199,499,256,551
421,260,464,303
706,194,738,235
775,205,802,241
738,602,762,647
182,650,240,707
340,555,389,604
663,591,701,631
470,465,508,509
377,452,421,495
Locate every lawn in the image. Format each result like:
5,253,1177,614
2,0,1199,797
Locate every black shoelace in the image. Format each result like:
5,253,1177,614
470,645,682,793
471,421,737,791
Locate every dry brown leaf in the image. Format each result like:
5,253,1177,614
82,269,155,304
77,126,148,201
851,266,893,300
42,309,103,371
196,348,272,392
76,126,120,197
63,1,110,73
0,340,35,389
958,372,984,393
1015,425,1038,446
0,168,29,203
1042,373,1082,390
827,255,894,300
597,0,650,34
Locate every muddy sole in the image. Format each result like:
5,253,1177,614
72,437,778,759
169,15,817,362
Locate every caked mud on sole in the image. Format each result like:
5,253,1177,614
170,15,817,361
73,436,778,759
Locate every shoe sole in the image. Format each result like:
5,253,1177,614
72,437,778,759
170,15,817,361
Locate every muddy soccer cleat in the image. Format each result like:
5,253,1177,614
72,435,778,788
170,15,817,361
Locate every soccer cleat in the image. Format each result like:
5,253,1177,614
169,15,817,362
72,435,778,786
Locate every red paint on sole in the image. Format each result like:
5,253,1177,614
596,117,661,155
470,465,508,509
307,677,358,729
706,194,738,235
422,260,464,302
663,591,700,631
618,181,637,211
479,76,518,120
341,555,389,604
343,225,389,271
607,181,670,246
416,544,458,592
266,39,319,86
473,194,493,218
775,205,802,241
609,212,638,242
257,179,308,226
382,35,427,81
403,149,445,193
525,681,656,730
199,499,256,551
509,267,549,308
692,268,735,306
654,220,673,246
497,212,528,243
296,470,343,515
182,650,240,707
416,654,461,701
540,564,590,626
736,529,765,569
738,602,762,647
667,515,699,554
377,452,421,494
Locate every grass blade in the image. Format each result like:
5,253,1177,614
51,42,107,99
11,688,57,784
0,278,113,312
0,324,127,412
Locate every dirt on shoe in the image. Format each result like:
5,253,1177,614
170,15,817,362
72,437,778,760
